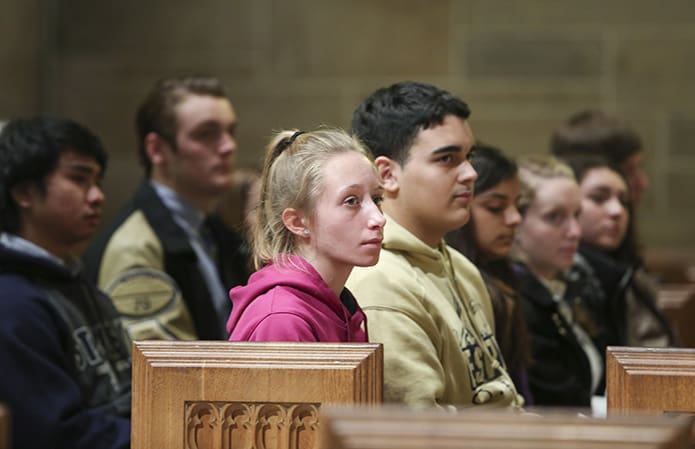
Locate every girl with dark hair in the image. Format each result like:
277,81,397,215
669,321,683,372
446,143,533,403
565,156,675,347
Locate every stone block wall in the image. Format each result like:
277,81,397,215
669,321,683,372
0,0,40,117
2,0,695,249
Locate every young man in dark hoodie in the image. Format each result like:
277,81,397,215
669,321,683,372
0,117,131,449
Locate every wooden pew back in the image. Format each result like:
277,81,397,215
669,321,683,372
658,284,695,347
131,341,382,449
645,248,695,284
607,346,695,414
320,405,693,449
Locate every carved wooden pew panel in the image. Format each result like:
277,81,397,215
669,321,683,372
607,346,695,414
320,405,693,449
131,341,383,449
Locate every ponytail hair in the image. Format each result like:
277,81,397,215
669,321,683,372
252,128,373,269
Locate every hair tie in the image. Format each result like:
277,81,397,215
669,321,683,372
287,130,305,146
274,130,306,157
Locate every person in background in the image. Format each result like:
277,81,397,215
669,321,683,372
551,109,649,207
216,167,261,241
445,143,533,404
227,128,385,342
85,76,250,341
512,155,607,407
564,155,675,347
215,167,261,273
347,81,523,408
0,117,131,449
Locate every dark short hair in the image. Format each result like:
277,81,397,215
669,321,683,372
0,116,107,232
561,154,622,184
551,109,642,165
351,81,471,165
135,76,229,176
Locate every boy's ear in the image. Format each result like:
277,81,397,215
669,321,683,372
10,182,36,209
281,207,310,238
144,132,169,166
375,156,400,194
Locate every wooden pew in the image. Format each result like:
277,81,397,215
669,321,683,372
607,346,695,415
658,284,695,347
131,341,382,449
320,405,693,449
645,248,695,284
0,404,8,449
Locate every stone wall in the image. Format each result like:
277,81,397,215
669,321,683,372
3,0,695,249
0,0,40,117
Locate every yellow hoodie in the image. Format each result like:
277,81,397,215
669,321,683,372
347,217,523,408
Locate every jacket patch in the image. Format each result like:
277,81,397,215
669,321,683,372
104,268,181,317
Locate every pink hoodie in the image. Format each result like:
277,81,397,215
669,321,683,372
226,255,367,342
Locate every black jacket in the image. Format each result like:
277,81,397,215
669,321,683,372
579,243,675,346
514,259,606,407
84,181,250,340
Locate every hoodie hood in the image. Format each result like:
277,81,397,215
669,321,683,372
0,241,77,282
226,255,366,342
380,217,451,273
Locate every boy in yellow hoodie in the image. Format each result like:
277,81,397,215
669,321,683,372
347,81,523,408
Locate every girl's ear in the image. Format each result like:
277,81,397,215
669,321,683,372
281,207,310,238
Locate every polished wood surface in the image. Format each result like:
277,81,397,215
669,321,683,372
658,284,695,347
131,341,382,449
607,346,695,414
645,249,695,284
320,405,693,449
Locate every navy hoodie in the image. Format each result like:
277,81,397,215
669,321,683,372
0,243,131,449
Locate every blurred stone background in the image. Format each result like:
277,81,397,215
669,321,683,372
2,0,694,251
